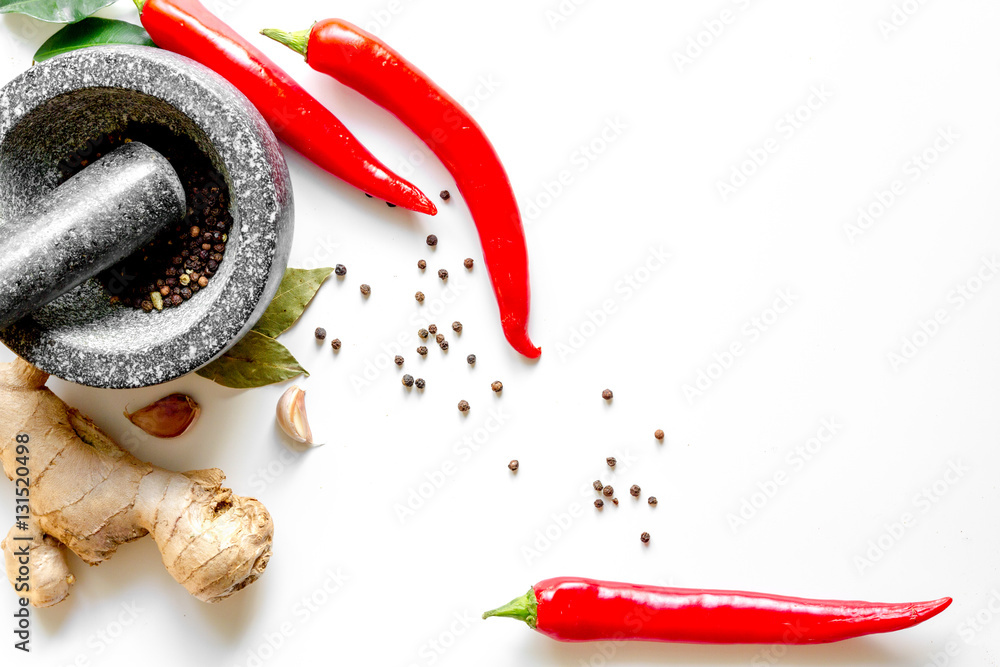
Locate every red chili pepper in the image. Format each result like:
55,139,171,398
133,0,436,215
262,21,540,359
483,577,951,644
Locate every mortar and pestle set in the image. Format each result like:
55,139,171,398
0,46,294,388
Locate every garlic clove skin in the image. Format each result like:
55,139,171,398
124,393,200,438
276,385,321,447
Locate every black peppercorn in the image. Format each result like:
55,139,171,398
394,355,404,366
428,324,438,334
415,291,425,302
417,259,426,270
452,321,462,333
402,374,414,387
439,340,449,351
360,284,371,296
640,532,650,544
464,258,473,270
630,484,641,497
593,480,603,492
426,234,438,246
467,354,476,365
491,381,503,393
602,389,613,400
648,496,657,506
438,269,448,281
594,499,604,509
612,498,619,505
415,378,425,389
315,327,327,340
607,457,616,467
331,338,342,350
458,400,470,413
602,485,614,497
435,333,445,344
417,346,428,355
508,460,519,472
418,328,429,339
440,190,450,200
335,264,346,276
655,429,664,440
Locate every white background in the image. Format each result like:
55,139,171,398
1,0,999,665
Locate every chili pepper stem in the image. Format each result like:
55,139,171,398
482,588,537,628
132,0,144,12
260,28,310,58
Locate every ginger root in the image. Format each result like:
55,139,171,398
0,358,272,607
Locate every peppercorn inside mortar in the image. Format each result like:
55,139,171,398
57,124,233,312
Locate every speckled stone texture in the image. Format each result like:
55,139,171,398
0,142,185,330
0,46,294,388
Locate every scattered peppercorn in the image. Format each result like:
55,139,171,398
417,346,428,356
458,400,470,413
414,378,425,389
491,381,503,393
402,374,414,387
440,190,450,200
602,389,613,400
331,338,342,350
394,355,404,366
467,354,476,365
438,269,448,281
428,324,438,334
607,457,616,467
648,496,657,506
464,258,474,270
508,460,519,472
594,499,604,509
602,485,614,497
426,234,438,246
612,498,619,505
630,484,641,497
435,333,445,344
640,532,650,544
593,480,603,491
654,429,664,440
360,284,371,296
439,340,449,351
418,328,428,339
452,321,462,333
415,291,425,302
417,259,427,270
335,264,346,276
315,327,327,340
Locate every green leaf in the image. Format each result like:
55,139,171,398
0,0,117,23
33,17,155,63
252,267,334,339
195,330,308,389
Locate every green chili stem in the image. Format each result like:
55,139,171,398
260,28,310,58
482,588,537,629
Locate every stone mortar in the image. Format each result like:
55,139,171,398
0,46,294,388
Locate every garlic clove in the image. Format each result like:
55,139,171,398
124,393,200,438
276,385,321,447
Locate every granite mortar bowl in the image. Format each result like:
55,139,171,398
0,46,293,388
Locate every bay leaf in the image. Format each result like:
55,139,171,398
0,0,117,23
195,330,308,389
34,17,155,63
252,267,334,339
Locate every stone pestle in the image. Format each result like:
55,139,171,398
0,141,185,330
